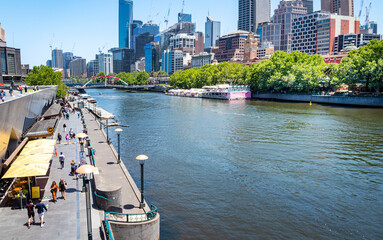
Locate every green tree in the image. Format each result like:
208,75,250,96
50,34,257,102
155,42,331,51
135,71,149,85
24,65,68,98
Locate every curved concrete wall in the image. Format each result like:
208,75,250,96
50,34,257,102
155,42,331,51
0,87,57,161
252,93,383,107
94,178,122,212
110,214,160,240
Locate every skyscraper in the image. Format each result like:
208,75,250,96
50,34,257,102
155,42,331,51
302,0,314,13
205,16,221,50
238,0,270,33
178,13,192,23
262,0,307,52
321,0,354,17
52,49,63,69
119,0,133,48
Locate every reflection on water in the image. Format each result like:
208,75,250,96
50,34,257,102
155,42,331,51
87,89,383,239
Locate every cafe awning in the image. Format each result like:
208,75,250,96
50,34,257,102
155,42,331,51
2,139,56,179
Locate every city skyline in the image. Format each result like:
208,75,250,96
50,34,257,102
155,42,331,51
0,0,381,67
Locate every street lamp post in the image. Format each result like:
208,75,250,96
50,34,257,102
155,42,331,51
115,128,123,164
136,155,148,208
75,133,88,159
76,164,97,240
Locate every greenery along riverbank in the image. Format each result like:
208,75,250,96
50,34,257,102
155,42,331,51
170,39,383,93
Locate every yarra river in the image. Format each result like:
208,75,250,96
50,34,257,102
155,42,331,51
87,89,382,239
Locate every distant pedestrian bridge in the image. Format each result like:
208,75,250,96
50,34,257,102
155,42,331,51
65,75,155,90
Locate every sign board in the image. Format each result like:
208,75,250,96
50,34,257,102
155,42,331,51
47,127,54,134
31,186,40,199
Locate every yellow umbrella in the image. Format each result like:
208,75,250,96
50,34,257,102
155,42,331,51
22,139,56,149
15,154,53,164
2,161,50,179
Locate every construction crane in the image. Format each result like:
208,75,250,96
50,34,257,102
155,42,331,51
365,2,372,24
72,43,76,54
180,0,185,28
358,0,364,18
164,7,171,29
98,43,106,54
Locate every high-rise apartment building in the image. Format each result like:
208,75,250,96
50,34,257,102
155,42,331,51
52,49,63,69
132,23,160,59
302,0,314,13
112,48,135,73
262,0,307,52
96,53,113,75
169,33,196,55
334,33,382,54
205,16,221,50
63,52,74,78
119,0,133,48
238,0,271,33
144,42,160,73
194,32,204,55
87,60,99,77
69,58,87,77
321,0,354,17
0,45,22,83
161,50,183,74
291,12,360,55
213,30,251,62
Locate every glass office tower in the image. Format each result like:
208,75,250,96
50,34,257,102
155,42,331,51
119,0,133,48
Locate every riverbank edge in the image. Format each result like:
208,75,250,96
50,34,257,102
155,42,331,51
252,93,383,107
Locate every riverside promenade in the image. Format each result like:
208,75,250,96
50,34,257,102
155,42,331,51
0,108,101,239
81,106,160,240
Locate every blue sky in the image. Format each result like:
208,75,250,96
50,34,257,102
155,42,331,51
0,0,381,67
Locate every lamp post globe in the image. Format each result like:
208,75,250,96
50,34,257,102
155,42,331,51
136,155,148,208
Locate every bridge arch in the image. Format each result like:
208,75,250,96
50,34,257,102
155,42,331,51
82,75,130,88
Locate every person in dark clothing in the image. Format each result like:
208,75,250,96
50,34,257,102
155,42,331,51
57,133,62,144
26,199,35,229
59,178,67,200
35,199,47,227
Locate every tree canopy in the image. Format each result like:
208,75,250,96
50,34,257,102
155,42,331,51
24,65,68,98
168,39,383,94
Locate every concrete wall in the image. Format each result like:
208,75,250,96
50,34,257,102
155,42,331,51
252,93,383,107
0,87,57,161
110,214,160,240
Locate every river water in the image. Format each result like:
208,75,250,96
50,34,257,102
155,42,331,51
86,89,383,239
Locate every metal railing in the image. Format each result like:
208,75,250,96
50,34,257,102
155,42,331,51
104,205,158,240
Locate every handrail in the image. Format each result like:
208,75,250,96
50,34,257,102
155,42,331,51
105,204,158,223
94,191,120,206
103,205,158,240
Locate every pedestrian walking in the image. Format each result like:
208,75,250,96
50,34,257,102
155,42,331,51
26,199,35,229
9,86,13,96
65,134,70,145
50,181,59,202
57,133,62,144
36,85,39,91
63,123,67,132
35,199,47,227
18,85,23,94
77,112,80,118
70,160,75,176
59,178,67,200
24,85,28,93
33,86,36,91
59,152,65,169
74,164,79,180
0,90,5,102
66,112,70,120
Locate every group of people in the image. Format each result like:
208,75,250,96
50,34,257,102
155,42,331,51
26,199,48,228
50,179,67,202
0,85,40,103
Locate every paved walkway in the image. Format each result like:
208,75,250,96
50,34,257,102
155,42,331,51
83,109,149,214
0,110,101,239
